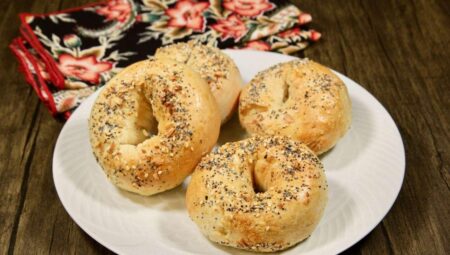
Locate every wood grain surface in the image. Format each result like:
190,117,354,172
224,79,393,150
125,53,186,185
0,0,448,254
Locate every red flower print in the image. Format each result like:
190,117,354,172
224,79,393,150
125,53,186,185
278,27,301,39
223,0,275,17
242,41,271,51
310,30,322,41
59,96,77,113
58,54,112,84
298,13,312,25
166,0,210,32
211,15,248,42
96,0,132,23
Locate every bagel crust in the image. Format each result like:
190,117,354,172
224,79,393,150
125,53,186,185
155,42,243,124
186,136,328,252
89,58,220,196
239,59,352,154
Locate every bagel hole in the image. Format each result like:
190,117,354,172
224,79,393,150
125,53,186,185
252,173,266,193
282,80,291,103
118,90,160,145
251,158,269,193
136,93,158,140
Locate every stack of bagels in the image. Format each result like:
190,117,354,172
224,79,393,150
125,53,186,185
88,41,351,252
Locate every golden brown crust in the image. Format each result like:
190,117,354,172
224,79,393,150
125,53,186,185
186,136,328,252
89,58,221,196
239,59,352,154
155,42,243,124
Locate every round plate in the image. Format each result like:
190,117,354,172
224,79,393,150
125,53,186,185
53,50,405,255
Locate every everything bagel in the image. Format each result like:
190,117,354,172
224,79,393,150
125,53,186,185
89,58,221,196
186,136,328,252
155,42,242,124
239,59,351,154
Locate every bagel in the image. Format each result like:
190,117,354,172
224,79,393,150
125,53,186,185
239,59,352,154
186,136,328,252
155,42,242,124
89,58,221,196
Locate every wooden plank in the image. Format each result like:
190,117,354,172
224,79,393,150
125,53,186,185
11,106,113,254
357,1,449,253
0,0,62,253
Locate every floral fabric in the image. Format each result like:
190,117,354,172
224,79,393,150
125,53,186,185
10,0,320,119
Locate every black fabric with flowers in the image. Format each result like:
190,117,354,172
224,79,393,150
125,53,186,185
10,0,321,118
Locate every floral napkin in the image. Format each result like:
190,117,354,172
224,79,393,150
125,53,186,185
10,0,321,119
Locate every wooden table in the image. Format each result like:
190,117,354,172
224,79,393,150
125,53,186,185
1,0,448,254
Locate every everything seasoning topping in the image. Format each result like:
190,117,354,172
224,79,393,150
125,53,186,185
188,135,328,252
90,59,199,188
239,58,348,151
195,136,325,216
158,42,231,91
240,59,343,118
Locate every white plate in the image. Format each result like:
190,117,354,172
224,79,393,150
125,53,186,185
53,50,405,255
